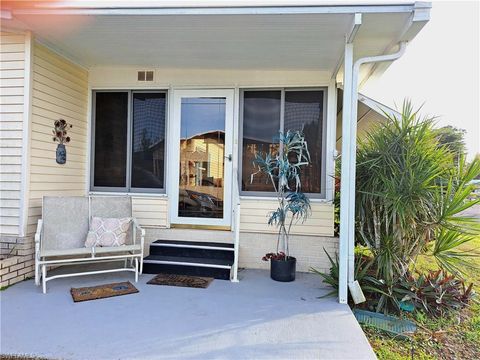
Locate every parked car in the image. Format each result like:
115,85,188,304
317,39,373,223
178,189,223,218
469,179,480,199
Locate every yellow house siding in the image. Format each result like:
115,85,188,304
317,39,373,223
0,31,26,236
131,197,169,228
26,42,88,235
240,198,334,236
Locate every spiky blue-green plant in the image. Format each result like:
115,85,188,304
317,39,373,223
251,130,312,258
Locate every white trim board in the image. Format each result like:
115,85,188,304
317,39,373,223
10,3,426,16
19,31,33,238
168,89,235,228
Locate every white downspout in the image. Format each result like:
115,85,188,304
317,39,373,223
345,42,407,289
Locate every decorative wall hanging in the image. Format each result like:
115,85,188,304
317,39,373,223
52,119,72,164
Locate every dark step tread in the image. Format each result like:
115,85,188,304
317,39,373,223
152,239,234,249
143,263,231,280
144,254,233,267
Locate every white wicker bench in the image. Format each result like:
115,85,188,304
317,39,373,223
34,196,144,293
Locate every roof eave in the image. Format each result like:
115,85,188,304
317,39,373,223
3,1,427,16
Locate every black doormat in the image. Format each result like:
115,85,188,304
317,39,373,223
70,281,139,302
147,273,213,289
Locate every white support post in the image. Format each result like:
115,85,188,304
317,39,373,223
349,42,408,284
325,79,337,202
338,42,354,304
339,41,407,304
231,167,240,283
232,201,240,282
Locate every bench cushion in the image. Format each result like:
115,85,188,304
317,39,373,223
85,217,132,247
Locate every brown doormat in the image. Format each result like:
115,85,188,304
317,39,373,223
70,281,139,302
147,273,213,289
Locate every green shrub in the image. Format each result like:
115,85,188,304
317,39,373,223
400,270,475,317
317,101,480,315
311,248,373,299
353,101,480,313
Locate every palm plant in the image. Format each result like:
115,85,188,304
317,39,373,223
252,130,312,259
355,101,480,311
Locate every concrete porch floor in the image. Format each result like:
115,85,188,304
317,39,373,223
0,267,375,359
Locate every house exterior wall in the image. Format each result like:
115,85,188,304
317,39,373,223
2,48,337,286
239,233,337,273
240,199,333,236
0,30,27,238
131,196,169,228
336,102,387,151
2,40,91,288
89,66,337,272
89,65,336,226
0,30,33,287
26,42,90,235
88,67,332,88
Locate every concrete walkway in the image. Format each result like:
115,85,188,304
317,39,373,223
1,268,376,359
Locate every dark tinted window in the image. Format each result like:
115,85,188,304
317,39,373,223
93,92,128,188
241,89,324,195
284,91,323,193
131,93,166,189
241,91,281,192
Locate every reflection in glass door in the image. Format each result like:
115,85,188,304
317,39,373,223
170,90,233,227
179,98,225,219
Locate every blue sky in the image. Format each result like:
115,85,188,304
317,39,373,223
180,98,225,139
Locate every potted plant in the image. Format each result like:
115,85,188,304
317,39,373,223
252,130,312,282
52,119,72,164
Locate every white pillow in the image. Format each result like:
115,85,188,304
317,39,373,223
85,217,132,248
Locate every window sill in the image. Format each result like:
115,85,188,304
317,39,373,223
89,191,168,198
239,195,331,203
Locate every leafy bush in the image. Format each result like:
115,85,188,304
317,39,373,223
356,102,479,276
311,249,373,298
314,251,476,316
400,270,475,317
352,101,480,313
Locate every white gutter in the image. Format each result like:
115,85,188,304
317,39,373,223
340,42,407,300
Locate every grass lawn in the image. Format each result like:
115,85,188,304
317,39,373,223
364,235,480,359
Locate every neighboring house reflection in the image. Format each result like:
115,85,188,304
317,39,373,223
178,130,225,218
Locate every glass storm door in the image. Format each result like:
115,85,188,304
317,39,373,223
170,89,234,227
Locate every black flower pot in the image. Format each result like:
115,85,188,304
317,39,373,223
270,256,296,282
56,143,66,164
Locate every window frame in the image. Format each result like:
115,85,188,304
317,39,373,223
238,87,328,199
90,89,168,193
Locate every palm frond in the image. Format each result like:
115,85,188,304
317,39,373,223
430,229,480,276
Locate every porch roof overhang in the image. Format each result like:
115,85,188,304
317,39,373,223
1,1,430,85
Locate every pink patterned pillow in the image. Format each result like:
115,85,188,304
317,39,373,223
85,217,132,248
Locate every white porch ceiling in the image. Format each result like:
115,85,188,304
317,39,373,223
2,2,430,81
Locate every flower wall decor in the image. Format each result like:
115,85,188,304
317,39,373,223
52,119,72,164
